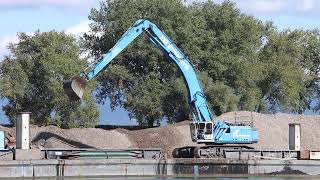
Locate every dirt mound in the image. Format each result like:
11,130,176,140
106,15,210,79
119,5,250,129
1,111,320,157
118,121,197,157
217,111,320,151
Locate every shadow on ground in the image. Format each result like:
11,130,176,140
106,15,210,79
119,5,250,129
31,132,95,148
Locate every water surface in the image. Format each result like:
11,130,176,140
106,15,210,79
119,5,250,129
37,176,320,180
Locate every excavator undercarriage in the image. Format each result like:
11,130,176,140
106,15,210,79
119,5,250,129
172,145,254,158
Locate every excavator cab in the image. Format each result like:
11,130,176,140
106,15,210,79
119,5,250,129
63,76,87,101
190,122,214,143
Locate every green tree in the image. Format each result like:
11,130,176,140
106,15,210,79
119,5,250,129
299,29,320,112
257,30,308,113
83,0,271,126
84,0,318,126
0,31,99,127
84,0,269,125
187,1,267,112
86,0,193,126
198,72,239,116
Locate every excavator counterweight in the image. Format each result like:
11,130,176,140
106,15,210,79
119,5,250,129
63,76,87,101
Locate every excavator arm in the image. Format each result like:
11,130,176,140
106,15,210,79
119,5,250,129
64,19,212,123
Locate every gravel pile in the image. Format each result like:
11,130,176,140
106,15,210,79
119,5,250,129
217,111,320,151
118,121,197,158
0,111,319,157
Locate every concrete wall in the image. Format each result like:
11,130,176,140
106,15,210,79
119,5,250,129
0,158,320,178
0,160,58,178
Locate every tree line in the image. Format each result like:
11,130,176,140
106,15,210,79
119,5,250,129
0,0,319,127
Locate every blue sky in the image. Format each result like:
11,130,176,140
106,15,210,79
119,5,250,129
0,0,319,125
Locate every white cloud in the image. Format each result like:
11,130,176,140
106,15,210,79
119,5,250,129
190,0,290,14
233,0,320,16
66,21,91,37
0,34,18,59
234,0,289,14
297,0,315,12
251,0,288,13
0,0,96,9
65,21,93,60
0,20,91,60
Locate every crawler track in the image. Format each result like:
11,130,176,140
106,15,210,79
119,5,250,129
172,145,253,158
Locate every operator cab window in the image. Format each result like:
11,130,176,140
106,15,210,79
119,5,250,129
199,123,205,130
205,123,212,134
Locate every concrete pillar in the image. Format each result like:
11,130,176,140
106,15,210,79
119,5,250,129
289,123,301,151
16,112,31,149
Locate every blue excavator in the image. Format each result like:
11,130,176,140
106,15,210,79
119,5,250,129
63,19,258,158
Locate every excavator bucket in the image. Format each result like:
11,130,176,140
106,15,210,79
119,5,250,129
63,76,87,101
